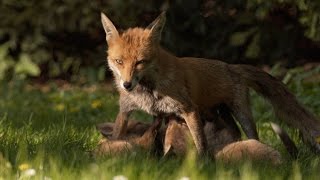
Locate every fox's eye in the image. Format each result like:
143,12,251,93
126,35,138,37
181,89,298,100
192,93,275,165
136,59,147,65
135,59,148,70
115,59,123,65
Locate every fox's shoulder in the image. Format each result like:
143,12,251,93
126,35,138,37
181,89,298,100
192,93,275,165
173,57,229,75
178,57,228,67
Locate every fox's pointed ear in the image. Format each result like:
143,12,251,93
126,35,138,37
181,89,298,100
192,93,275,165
101,12,119,43
147,11,166,42
163,144,173,156
96,122,114,138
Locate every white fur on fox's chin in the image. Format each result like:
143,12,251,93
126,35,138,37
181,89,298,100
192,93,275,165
119,79,125,89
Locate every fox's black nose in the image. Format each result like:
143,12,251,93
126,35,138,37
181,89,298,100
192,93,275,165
123,81,132,90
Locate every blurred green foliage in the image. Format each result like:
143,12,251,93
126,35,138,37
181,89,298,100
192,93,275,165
0,0,319,81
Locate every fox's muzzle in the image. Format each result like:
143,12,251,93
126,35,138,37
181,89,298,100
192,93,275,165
119,66,141,91
123,81,133,91
121,76,139,91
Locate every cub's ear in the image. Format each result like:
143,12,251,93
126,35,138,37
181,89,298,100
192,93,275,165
101,12,119,43
147,11,166,42
96,122,114,138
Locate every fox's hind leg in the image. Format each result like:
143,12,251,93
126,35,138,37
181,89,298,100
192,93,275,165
229,87,259,140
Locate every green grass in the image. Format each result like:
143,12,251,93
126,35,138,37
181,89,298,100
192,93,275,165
0,66,320,179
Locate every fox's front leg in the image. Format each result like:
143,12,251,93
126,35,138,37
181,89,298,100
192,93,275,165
181,110,207,155
112,111,130,139
113,95,134,139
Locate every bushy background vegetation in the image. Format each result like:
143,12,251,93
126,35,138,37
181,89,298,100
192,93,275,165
1,0,320,81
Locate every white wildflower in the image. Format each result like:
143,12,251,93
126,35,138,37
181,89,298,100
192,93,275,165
113,175,128,180
44,176,52,180
21,168,36,177
178,176,190,180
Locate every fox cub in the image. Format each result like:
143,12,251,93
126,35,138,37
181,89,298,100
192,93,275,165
95,116,283,165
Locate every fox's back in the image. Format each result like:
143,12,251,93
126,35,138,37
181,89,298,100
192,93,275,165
174,57,235,107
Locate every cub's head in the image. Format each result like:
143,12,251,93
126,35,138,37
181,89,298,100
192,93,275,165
101,12,166,91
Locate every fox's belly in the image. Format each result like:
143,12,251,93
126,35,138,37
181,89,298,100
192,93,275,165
126,90,230,116
152,96,184,114
127,92,184,115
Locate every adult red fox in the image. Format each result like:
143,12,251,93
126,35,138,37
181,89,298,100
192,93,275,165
100,12,320,154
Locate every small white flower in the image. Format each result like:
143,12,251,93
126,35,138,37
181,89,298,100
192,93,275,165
44,176,52,180
113,175,128,180
22,168,36,177
178,176,190,180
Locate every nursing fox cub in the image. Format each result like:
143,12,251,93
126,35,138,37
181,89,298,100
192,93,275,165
95,114,284,165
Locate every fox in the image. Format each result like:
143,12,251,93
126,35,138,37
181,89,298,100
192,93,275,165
100,11,320,154
216,140,282,165
163,118,282,165
163,115,298,164
95,105,241,157
163,113,240,156
94,117,162,156
95,114,287,165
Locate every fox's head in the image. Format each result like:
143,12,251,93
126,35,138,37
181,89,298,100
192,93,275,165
101,12,166,91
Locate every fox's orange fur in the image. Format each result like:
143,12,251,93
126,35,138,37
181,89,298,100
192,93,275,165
94,117,161,156
164,119,282,165
216,140,282,165
101,12,320,154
